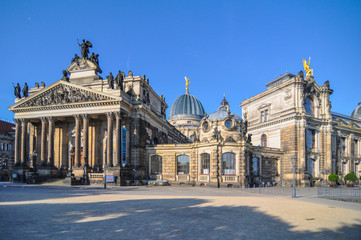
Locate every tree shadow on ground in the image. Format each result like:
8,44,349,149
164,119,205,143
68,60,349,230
0,196,360,240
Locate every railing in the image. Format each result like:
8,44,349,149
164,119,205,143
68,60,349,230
222,176,238,182
317,187,361,203
199,175,209,182
89,173,104,181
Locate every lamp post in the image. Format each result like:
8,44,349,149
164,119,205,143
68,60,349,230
322,167,326,190
291,155,297,198
104,163,107,189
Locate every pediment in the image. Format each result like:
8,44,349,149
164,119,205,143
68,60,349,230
67,58,99,73
258,103,271,110
10,81,117,110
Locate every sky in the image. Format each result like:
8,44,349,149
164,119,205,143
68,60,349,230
1,0,360,122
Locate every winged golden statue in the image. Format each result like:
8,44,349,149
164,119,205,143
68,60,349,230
303,57,313,77
185,76,190,93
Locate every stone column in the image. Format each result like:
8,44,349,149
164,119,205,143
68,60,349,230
47,117,55,166
40,117,47,166
14,119,21,166
74,114,81,167
20,118,28,166
115,112,121,167
82,114,89,167
106,112,113,167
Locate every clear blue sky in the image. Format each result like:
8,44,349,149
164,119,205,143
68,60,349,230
1,0,360,122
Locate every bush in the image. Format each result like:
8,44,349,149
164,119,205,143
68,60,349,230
328,174,339,182
344,172,357,183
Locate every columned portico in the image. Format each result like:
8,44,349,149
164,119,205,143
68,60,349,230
14,119,21,166
115,112,121,167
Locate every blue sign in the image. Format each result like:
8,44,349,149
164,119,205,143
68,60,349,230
106,175,114,182
121,126,127,165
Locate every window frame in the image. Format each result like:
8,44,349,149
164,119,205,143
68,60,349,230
200,153,210,175
177,155,190,175
222,152,236,175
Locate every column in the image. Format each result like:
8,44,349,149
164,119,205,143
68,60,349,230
74,114,81,167
115,112,121,167
259,155,263,177
20,118,28,166
82,114,89,167
106,112,113,167
14,119,21,166
47,117,54,166
40,117,47,166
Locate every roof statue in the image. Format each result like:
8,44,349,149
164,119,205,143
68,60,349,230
185,76,190,93
77,39,93,59
303,57,313,77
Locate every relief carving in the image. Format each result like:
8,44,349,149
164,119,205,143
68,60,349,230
18,84,111,107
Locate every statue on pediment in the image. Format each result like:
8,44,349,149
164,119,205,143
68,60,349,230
107,72,114,89
115,70,125,91
77,39,92,59
23,83,29,97
71,54,80,64
61,70,69,82
13,83,21,98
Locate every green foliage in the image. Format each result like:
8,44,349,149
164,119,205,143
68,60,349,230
328,174,339,182
344,172,357,182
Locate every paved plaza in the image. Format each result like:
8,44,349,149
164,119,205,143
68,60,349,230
0,183,360,240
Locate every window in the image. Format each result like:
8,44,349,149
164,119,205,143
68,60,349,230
261,110,269,122
307,129,316,149
308,158,314,176
354,139,359,156
304,98,313,115
252,157,259,176
177,155,190,174
151,155,162,175
222,152,235,175
341,137,346,154
225,120,232,128
200,153,210,174
202,122,209,131
261,134,267,147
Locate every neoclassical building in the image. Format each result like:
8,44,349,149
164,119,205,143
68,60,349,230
240,71,361,185
8,43,187,183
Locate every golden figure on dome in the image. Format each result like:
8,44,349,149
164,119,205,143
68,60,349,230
185,76,190,93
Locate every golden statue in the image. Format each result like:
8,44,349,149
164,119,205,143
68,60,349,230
303,57,313,77
185,76,190,93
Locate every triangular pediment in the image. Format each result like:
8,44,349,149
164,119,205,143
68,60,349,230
9,80,118,110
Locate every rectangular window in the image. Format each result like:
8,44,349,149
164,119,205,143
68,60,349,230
265,110,269,121
355,140,359,156
261,111,265,122
306,129,316,149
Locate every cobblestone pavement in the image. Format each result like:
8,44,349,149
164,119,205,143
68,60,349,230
0,183,360,240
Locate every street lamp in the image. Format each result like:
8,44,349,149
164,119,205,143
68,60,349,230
291,155,297,198
104,163,107,189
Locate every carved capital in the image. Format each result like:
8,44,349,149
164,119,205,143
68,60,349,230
47,116,54,122
73,114,81,120
20,118,28,124
40,117,47,123
114,112,121,119
105,112,113,119
81,114,90,120
13,118,21,124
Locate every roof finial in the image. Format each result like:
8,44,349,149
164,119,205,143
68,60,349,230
185,76,190,93
303,57,313,77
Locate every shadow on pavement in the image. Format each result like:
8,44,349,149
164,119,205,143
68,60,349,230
0,195,360,239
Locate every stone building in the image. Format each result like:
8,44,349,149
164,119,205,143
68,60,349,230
148,97,283,187
8,43,187,183
240,71,361,185
0,120,15,180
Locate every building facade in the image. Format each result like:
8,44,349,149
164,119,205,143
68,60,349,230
8,43,187,183
0,120,15,180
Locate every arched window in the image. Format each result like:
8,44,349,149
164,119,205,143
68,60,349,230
177,155,190,175
150,155,162,175
252,157,259,176
261,134,267,147
200,153,210,174
304,97,313,115
222,152,235,175
152,137,159,145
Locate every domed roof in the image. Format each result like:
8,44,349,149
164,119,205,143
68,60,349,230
169,93,205,120
206,97,242,122
351,102,361,119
